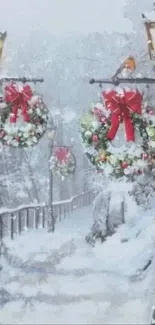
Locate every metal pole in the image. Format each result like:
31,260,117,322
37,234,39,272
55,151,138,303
0,77,44,83
47,124,56,233
48,141,54,232
89,77,155,86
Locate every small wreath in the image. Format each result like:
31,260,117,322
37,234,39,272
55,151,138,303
0,82,48,147
49,147,76,180
80,88,151,179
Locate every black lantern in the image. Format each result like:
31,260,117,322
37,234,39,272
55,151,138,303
0,31,7,60
142,6,155,60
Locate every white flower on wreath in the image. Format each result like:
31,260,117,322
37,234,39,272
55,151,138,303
0,103,7,109
23,133,29,138
123,166,133,175
35,108,41,115
146,126,155,137
109,155,118,165
95,102,108,116
135,159,147,168
84,130,92,138
24,123,33,132
11,140,19,147
94,103,104,110
36,125,44,133
29,95,39,106
32,136,38,143
134,148,143,158
42,114,48,120
91,120,100,130
28,108,33,114
4,135,9,141
26,139,33,146
105,110,111,118
149,140,155,148
127,146,142,158
117,153,125,161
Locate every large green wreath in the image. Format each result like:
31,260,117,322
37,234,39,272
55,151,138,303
80,100,150,178
0,83,48,148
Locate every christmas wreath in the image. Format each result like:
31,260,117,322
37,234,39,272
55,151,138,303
49,147,76,180
144,108,155,151
0,82,48,147
80,88,151,179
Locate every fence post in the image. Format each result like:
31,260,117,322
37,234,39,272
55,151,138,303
0,191,95,240
121,199,125,224
42,207,45,228
18,211,22,235
11,213,14,239
35,207,40,229
0,215,3,240
25,209,29,229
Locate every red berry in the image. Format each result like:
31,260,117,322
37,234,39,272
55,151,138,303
94,108,102,117
121,161,128,169
100,116,106,123
16,136,20,142
92,135,98,142
149,110,155,115
0,130,5,137
142,153,148,160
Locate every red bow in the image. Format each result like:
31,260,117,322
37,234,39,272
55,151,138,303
102,89,142,142
55,148,69,164
5,83,33,123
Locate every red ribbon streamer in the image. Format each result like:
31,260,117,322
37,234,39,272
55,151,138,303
102,89,142,142
55,148,69,164
5,83,33,123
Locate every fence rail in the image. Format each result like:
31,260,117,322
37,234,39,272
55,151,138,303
0,191,95,240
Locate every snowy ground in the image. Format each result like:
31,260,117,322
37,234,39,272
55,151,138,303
0,205,155,324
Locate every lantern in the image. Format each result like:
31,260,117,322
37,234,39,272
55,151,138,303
46,116,56,140
47,130,56,140
0,31,7,60
142,9,155,60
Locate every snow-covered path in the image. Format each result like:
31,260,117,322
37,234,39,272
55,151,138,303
0,205,155,324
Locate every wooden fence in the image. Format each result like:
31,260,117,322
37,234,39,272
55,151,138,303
0,191,95,240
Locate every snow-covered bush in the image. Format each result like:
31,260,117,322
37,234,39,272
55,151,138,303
85,174,127,244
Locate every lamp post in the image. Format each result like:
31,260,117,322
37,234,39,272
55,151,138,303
47,121,57,233
0,31,7,61
142,5,155,60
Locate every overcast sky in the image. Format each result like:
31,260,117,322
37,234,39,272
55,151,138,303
0,0,132,37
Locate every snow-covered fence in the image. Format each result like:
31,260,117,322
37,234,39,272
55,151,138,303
0,191,95,240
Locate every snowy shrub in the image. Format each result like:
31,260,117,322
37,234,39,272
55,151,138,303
86,190,125,245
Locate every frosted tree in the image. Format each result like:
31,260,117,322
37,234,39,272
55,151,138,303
0,27,136,207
